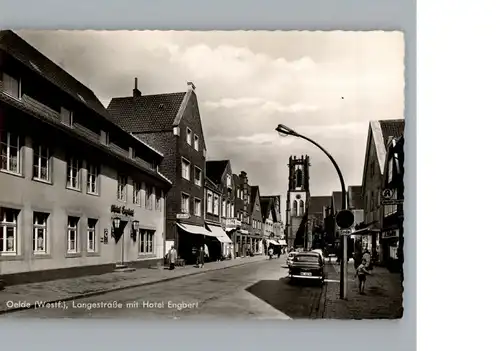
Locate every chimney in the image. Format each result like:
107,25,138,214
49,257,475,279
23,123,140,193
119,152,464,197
187,81,196,91
133,77,142,98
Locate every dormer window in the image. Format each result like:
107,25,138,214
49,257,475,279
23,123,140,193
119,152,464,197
226,174,232,189
186,128,192,145
61,107,73,126
2,73,21,99
194,135,199,151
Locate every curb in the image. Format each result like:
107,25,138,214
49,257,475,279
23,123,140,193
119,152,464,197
0,257,267,316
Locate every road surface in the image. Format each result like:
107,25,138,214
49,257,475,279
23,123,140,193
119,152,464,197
2,257,338,320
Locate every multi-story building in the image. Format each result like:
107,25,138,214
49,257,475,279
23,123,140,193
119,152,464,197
205,160,238,232
0,30,171,285
205,160,235,258
381,136,404,272
107,80,209,261
203,176,232,261
359,119,405,262
233,171,251,257
249,185,264,254
260,195,286,252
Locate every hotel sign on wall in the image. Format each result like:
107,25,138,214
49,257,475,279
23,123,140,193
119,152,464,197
225,218,242,228
111,205,135,217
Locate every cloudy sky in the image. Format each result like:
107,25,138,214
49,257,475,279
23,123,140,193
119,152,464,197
17,30,404,217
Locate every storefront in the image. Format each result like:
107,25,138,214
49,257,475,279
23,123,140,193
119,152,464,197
176,222,223,264
207,224,233,259
380,228,401,272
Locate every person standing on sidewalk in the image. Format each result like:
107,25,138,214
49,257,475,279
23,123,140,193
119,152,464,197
198,245,205,268
167,245,177,270
355,258,371,294
268,247,274,259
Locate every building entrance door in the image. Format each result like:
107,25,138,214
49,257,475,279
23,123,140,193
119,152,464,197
113,220,128,266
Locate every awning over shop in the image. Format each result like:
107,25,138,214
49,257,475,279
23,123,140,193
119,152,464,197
350,227,381,236
176,223,218,238
238,229,249,235
268,240,279,245
278,240,287,245
207,225,233,244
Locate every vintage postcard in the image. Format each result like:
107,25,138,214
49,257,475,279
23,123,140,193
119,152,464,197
0,30,405,319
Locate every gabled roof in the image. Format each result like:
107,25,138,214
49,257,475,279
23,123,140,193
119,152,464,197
250,185,260,212
309,196,333,215
361,119,404,193
260,198,272,219
206,160,229,184
0,30,109,118
107,92,186,133
348,186,363,210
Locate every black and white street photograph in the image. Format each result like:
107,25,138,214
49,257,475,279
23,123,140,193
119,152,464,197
0,30,405,320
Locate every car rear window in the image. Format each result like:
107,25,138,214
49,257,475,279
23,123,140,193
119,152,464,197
294,255,320,263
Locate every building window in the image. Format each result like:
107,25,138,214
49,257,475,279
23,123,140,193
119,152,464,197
181,193,190,214
194,198,202,216
66,157,80,190
117,175,127,201
133,181,141,206
0,131,21,174
61,107,73,126
0,207,18,254
214,195,220,215
139,230,154,254
299,200,305,216
145,185,153,210
33,212,48,254
226,174,232,188
32,143,50,182
67,216,79,253
181,158,191,180
194,135,199,151
222,200,226,217
194,167,202,186
186,128,192,145
87,219,97,252
87,163,98,194
207,191,213,214
2,73,21,99
293,200,298,216
230,203,234,218
155,188,162,211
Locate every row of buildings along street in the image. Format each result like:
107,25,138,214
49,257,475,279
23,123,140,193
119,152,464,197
285,118,405,274
0,30,285,287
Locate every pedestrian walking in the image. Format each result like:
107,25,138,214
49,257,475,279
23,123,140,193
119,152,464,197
268,247,274,259
167,245,177,270
354,258,371,294
198,245,205,268
277,247,281,259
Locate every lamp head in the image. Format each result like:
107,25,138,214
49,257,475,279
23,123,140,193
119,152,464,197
112,217,121,229
275,124,297,137
132,220,140,231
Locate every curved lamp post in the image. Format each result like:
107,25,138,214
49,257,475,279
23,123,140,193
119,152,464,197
276,123,349,299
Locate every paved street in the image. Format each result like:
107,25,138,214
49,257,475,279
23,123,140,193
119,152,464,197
1,257,403,320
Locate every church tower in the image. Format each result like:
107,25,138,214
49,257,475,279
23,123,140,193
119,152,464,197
285,155,311,248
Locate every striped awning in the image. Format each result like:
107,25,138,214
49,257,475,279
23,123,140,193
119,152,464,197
278,240,287,245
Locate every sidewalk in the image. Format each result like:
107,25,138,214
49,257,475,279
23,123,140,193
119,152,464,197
0,255,267,314
318,261,404,319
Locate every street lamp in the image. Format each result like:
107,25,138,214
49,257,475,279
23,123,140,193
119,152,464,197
112,217,121,237
275,123,350,299
131,220,140,241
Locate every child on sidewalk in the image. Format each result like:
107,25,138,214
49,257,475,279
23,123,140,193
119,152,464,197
354,258,371,294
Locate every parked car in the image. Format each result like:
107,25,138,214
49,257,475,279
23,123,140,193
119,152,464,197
286,251,298,267
288,252,325,284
